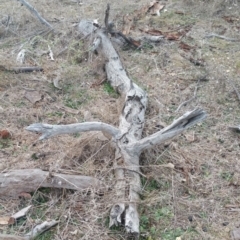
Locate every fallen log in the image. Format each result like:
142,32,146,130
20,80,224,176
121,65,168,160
26,5,207,237
0,220,58,240
0,169,102,198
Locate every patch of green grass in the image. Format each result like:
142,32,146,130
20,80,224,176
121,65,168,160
67,40,85,64
142,177,171,193
103,82,119,98
221,172,233,181
201,164,211,177
35,230,55,240
64,96,82,109
17,118,31,127
0,138,12,149
199,211,208,219
154,207,174,221
46,111,63,117
63,91,89,109
140,214,149,232
32,189,50,206
14,101,26,108
73,132,81,138
140,205,175,239
143,178,160,191
161,227,185,240
139,206,196,240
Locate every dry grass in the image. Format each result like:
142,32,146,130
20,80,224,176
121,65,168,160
0,0,240,239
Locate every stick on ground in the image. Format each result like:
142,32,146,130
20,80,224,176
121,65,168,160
17,0,53,29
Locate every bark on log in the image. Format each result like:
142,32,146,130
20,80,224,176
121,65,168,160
0,169,102,198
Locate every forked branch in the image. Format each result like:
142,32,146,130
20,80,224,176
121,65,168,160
24,4,207,237
132,108,206,152
26,122,120,140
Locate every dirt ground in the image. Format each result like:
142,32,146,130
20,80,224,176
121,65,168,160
0,0,240,239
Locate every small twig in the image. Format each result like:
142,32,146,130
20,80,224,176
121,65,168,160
103,4,138,48
204,33,240,42
172,173,177,226
48,45,54,61
13,66,43,73
0,66,43,73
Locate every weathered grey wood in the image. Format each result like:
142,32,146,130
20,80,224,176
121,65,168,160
0,169,102,198
25,15,206,236
229,125,240,133
86,26,147,234
25,220,58,239
26,122,120,140
131,108,206,152
77,19,206,235
0,220,58,240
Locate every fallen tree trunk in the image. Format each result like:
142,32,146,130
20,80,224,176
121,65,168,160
0,169,102,198
26,5,207,237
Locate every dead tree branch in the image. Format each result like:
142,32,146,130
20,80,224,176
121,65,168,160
131,108,206,152
0,220,58,240
17,0,53,29
204,33,240,42
26,5,206,236
26,122,120,140
0,169,102,198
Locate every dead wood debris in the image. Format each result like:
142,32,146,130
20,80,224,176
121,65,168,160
140,25,192,41
204,33,240,42
0,65,43,73
229,125,240,133
0,169,103,198
0,220,58,240
25,6,206,236
17,0,53,30
122,1,165,35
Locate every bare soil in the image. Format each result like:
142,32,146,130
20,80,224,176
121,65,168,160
0,0,240,239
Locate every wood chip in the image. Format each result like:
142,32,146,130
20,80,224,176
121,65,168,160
0,216,11,225
24,91,42,104
11,205,32,220
53,73,62,89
